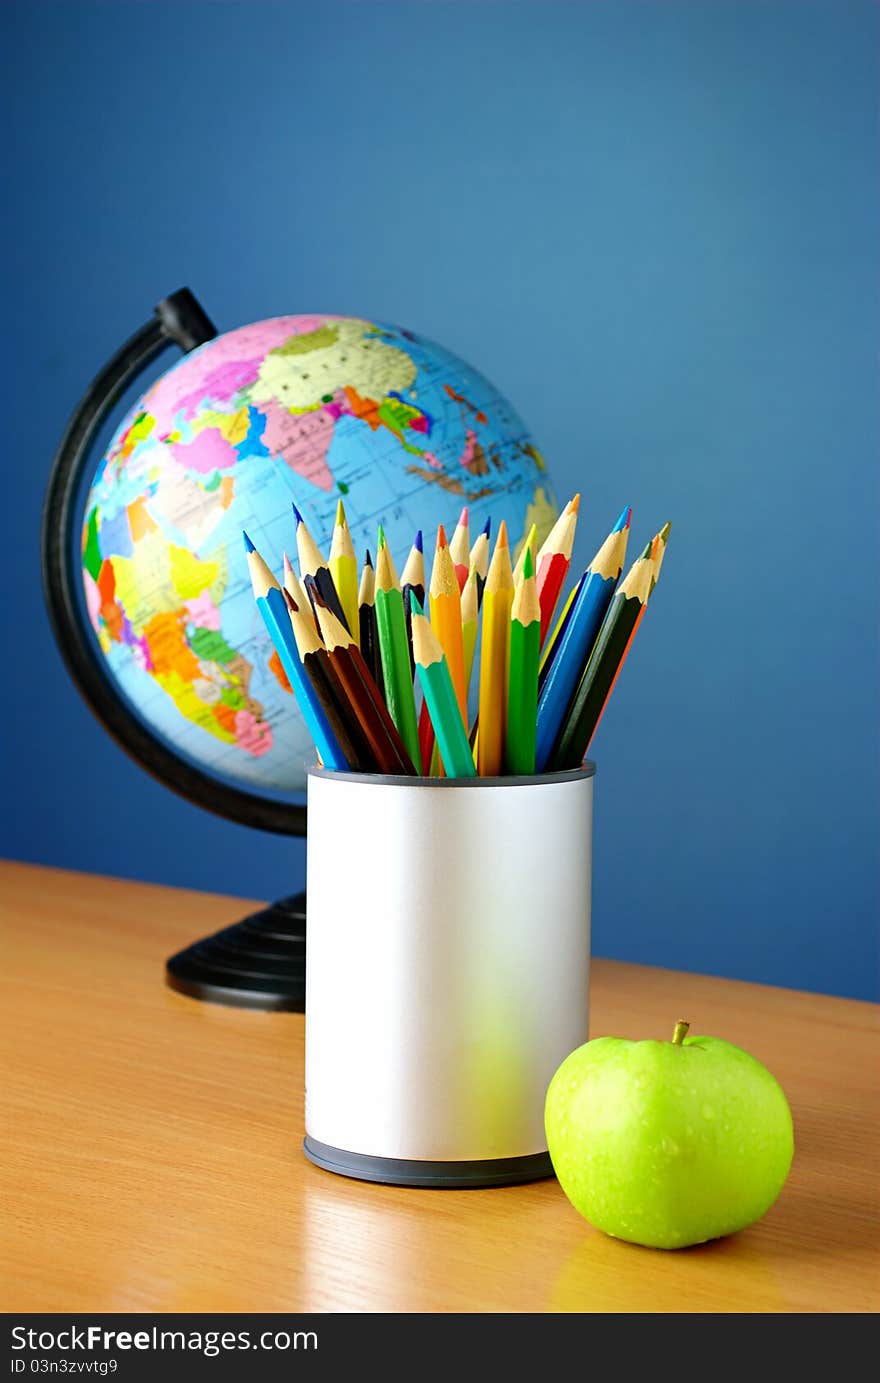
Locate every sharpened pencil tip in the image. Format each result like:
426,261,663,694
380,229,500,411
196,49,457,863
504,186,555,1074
436,524,448,548
659,520,672,542
291,502,304,526
496,519,509,547
282,550,293,575
522,546,534,579
614,506,632,533
364,549,373,567
639,538,653,560
335,498,346,525
414,529,423,552
377,523,386,549
457,505,469,527
242,531,256,554
482,516,491,538
568,493,581,514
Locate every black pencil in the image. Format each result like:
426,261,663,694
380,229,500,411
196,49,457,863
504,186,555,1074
400,530,426,674
357,549,382,690
312,596,417,775
293,503,350,631
547,539,655,769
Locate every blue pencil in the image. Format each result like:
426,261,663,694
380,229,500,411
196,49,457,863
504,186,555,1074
534,507,632,772
243,532,351,770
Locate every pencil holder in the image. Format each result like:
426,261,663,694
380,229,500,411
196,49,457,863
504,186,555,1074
303,764,594,1188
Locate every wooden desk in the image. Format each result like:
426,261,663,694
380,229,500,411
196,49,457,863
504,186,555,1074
1,861,876,1314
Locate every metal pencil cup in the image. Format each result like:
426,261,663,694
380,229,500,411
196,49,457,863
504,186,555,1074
303,764,594,1188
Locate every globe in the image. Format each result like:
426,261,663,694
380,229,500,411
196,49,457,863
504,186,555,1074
80,313,557,797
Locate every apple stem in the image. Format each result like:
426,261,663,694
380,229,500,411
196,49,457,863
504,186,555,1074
672,1020,690,1046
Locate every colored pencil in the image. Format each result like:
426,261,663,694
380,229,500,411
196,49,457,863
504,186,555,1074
650,520,671,591
329,498,360,641
535,495,580,645
429,525,467,719
400,529,426,672
469,517,491,607
547,538,655,770
357,550,382,690
313,596,417,775
449,505,471,592
243,533,350,771
375,527,421,770
282,550,312,622
513,522,538,585
538,572,584,687
293,503,350,632
282,587,372,773
460,566,480,695
410,597,476,779
505,546,541,775
477,520,514,776
535,506,632,771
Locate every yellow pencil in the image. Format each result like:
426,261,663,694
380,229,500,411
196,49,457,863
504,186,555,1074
477,520,514,775
329,499,359,642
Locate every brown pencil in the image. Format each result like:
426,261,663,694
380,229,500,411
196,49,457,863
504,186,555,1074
282,588,374,772
312,596,418,775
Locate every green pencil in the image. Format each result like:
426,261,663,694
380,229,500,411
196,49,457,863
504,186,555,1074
375,527,421,770
505,546,541,774
410,596,476,779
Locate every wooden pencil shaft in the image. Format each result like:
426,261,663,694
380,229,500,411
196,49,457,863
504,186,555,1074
302,648,377,772
505,616,540,775
375,583,421,770
254,587,349,771
548,593,644,769
329,549,360,646
534,568,619,771
313,600,417,773
412,614,475,778
477,530,514,776
430,589,467,719
402,582,425,674
539,573,584,686
419,663,476,778
305,569,350,632
477,586,513,775
329,645,417,774
536,550,571,645
417,696,435,774
358,600,382,689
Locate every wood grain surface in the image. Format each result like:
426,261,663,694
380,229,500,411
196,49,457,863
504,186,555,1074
1,860,877,1313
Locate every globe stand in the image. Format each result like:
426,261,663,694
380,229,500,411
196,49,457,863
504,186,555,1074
165,892,306,1011
42,287,313,1015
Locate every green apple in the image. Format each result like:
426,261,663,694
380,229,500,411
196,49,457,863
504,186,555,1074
545,1021,794,1250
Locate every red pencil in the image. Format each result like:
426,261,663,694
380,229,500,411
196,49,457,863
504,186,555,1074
449,505,470,593
536,495,580,645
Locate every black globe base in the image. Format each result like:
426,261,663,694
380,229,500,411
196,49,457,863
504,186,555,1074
165,892,306,1011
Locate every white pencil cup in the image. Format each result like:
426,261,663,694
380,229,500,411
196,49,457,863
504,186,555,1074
303,764,594,1187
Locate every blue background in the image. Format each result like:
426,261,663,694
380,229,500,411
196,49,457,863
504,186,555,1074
3,1,877,999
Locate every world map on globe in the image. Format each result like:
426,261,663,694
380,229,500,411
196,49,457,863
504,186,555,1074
82,314,556,792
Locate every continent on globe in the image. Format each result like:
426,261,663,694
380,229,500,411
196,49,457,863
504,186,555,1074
82,314,557,794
